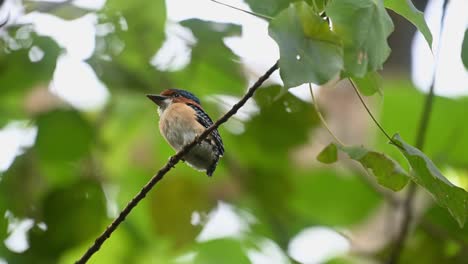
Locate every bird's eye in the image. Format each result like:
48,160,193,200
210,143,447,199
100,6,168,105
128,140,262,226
173,94,180,98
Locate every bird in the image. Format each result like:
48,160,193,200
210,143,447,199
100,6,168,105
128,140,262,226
147,89,224,176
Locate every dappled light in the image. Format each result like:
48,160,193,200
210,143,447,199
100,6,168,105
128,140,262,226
0,0,467,263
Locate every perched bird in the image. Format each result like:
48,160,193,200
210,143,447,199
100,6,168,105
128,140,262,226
147,89,224,176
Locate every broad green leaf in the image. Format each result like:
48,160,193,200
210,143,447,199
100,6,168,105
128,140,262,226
35,109,94,162
384,0,432,48
392,134,468,227
317,143,338,164
351,71,382,96
462,29,468,69
195,239,250,264
269,2,343,87
326,0,394,77
339,144,409,191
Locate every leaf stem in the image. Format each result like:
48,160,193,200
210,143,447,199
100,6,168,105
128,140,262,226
349,79,394,144
209,0,273,21
308,83,345,146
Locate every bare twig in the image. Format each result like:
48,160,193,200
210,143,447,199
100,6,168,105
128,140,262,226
386,1,449,263
75,62,279,264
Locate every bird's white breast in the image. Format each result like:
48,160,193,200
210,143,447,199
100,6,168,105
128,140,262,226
159,103,202,150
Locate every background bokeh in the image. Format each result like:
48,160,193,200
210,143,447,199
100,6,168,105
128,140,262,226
0,0,467,263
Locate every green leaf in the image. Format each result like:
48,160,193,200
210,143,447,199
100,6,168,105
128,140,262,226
195,239,250,264
317,143,338,164
326,0,394,77
35,109,94,162
244,0,297,17
269,2,343,87
351,71,382,96
384,0,433,48
462,29,468,69
339,144,409,191
392,134,468,227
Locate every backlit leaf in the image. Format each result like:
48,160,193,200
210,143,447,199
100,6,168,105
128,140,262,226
392,134,468,227
326,0,394,77
269,2,343,87
317,143,338,164
351,71,382,96
340,144,409,191
385,0,433,48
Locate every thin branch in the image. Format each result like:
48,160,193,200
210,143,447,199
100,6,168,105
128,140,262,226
75,62,279,264
308,83,345,146
209,0,273,21
310,83,401,206
386,0,449,263
349,79,395,144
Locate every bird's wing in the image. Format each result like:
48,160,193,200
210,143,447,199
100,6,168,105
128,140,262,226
188,103,224,156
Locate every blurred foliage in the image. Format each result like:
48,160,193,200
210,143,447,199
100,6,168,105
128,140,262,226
0,0,467,263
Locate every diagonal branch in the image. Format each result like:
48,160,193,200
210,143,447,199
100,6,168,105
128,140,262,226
75,62,279,264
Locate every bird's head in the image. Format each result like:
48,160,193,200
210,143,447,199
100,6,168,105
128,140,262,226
147,89,201,112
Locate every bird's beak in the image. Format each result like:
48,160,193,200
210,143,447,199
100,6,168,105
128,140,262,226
147,94,168,106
